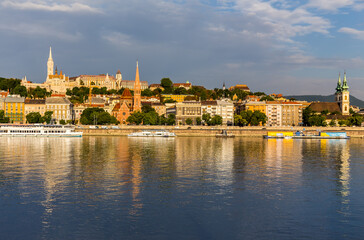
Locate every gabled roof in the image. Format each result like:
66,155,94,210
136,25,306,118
309,102,341,113
25,99,46,104
121,88,133,98
45,97,71,104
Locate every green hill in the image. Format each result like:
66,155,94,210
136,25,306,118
285,94,364,108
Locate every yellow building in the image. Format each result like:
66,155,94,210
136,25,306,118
4,96,25,123
243,101,266,114
161,94,195,103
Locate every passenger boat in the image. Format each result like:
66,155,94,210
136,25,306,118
0,124,83,137
128,130,176,137
264,131,349,139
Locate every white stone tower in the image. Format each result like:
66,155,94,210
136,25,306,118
47,47,54,80
341,72,350,115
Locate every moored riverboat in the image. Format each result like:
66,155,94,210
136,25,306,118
0,124,83,137
128,130,176,137
216,130,235,138
264,131,349,139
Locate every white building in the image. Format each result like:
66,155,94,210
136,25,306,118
45,97,73,123
201,99,234,125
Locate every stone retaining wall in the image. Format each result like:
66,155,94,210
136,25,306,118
77,126,364,137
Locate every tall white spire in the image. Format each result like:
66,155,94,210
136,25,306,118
47,46,54,79
48,46,53,60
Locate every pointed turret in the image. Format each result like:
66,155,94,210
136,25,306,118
48,47,53,60
47,46,54,78
342,72,349,91
335,73,342,93
133,61,141,112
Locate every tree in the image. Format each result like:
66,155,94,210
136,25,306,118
308,115,327,126
0,77,21,92
234,115,248,126
338,120,346,126
239,110,267,126
142,105,155,113
80,107,117,125
42,111,53,124
142,88,154,97
29,86,50,99
185,118,193,125
12,85,27,97
210,115,223,126
303,107,314,126
202,113,211,125
173,87,187,95
166,114,176,125
143,111,159,125
127,111,144,125
253,92,266,96
0,110,9,123
250,111,267,126
330,111,341,115
329,119,336,127
321,110,329,115
163,99,177,103
346,115,363,126
259,95,274,101
161,78,173,93
59,119,66,125
196,117,202,126
26,112,43,123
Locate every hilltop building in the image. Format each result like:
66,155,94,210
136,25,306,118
21,47,148,94
229,84,250,92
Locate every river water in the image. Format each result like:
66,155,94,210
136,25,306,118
1,136,364,239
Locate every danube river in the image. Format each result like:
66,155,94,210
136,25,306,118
1,136,364,239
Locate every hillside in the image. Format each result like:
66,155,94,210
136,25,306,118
285,94,364,108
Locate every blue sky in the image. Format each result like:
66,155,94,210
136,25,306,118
1,0,364,97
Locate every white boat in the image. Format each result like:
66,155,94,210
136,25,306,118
0,124,83,137
128,130,176,137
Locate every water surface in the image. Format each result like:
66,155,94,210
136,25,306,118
1,136,364,239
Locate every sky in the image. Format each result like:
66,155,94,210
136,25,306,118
1,0,364,97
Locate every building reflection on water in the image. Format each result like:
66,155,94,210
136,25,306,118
0,136,354,236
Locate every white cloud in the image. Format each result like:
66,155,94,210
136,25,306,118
304,0,354,11
338,27,364,40
1,1,102,14
229,0,331,42
102,32,132,47
0,22,82,41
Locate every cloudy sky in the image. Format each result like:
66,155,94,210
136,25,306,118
1,0,364,97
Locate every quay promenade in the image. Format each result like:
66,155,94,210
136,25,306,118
77,126,364,137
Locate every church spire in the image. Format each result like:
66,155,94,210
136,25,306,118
47,46,54,78
335,72,342,93
342,72,349,91
49,47,53,60
133,60,141,112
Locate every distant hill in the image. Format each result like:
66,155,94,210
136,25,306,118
285,94,364,108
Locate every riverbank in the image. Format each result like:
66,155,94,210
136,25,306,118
77,126,364,138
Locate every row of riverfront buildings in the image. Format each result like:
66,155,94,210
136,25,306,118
0,47,355,126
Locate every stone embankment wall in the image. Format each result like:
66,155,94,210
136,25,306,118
77,126,364,138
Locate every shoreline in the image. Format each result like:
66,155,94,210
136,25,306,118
77,126,364,138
